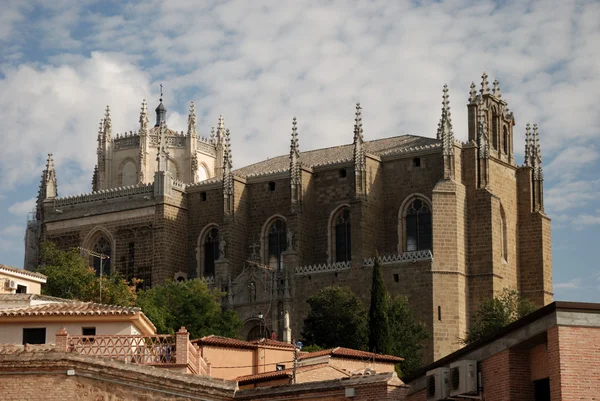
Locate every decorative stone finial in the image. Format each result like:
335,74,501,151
155,85,166,127
492,79,502,98
524,123,532,167
187,101,197,137
139,99,149,132
290,117,299,156
469,82,477,104
438,84,454,157
46,153,55,171
480,72,490,95
353,103,363,144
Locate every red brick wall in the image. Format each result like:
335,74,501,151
549,325,600,400
481,348,534,401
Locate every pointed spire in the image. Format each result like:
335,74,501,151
155,84,166,127
217,114,225,142
469,82,478,104
353,103,367,199
92,165,99,192
353,103,364,144
524,123,532,166
103,106,112,140
532,123,542,179
438,84,454,157
223,128,234,215
290,117,299,158
187,101,197,137
290,117,302,212
480,72,490,96
43,153,57,199
139,99,149,133
492,79,502,98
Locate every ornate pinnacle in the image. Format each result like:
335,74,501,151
533,123,541,164
469,82,477,104
224,128,232,167
524,123,532,166
139,99,149,131
46,153,55,171
439,84,454,156
480,72,490,95
290,117,299,156
353,103,363,143
187,101,197,137
478,107,489,159
492,79,502,98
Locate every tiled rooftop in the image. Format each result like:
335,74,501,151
0,301,141,317
193,335,294,349
298,347,403,363
235,363,332,384
233,135,440,178
0,264,47,281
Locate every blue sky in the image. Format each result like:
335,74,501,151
1,0,599,301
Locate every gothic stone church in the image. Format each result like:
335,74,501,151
24,73,552,363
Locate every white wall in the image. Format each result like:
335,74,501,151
0,321,140,345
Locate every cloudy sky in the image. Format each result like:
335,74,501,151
1,0,599,301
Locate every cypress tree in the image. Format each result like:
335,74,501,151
368,256,390,354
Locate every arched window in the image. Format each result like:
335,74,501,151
405,198,432,252
202,227,219,278
267,218,287,271
500,206,508,262
91,235,111,275
333,207,352,262
503,126,509,154
196,164,208,182
247,324,270,341
121,160,137,186
491,108,499,150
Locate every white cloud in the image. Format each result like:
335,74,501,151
0,0,598,215
7,198,35,217
0,224,24,237
554,278,581,290
0,52,153,192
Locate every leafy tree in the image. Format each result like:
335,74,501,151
37,242,136,306
300,344,323,353
368,257,390,354
302,286,368,350
387,295,429,377
136,279,241,339
463,288,538,345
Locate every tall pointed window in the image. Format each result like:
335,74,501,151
334,207,352,262
500,206,508,262
267,218,287,271
405,199,432,252
203,227,219,278
91,235,111,275
503,126,509,154
492,108,499,150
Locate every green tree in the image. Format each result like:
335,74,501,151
368,257,390,354
136,279,241,339
463,288,537,345
37,242,136,306
387,295,429,377
302,286,368,350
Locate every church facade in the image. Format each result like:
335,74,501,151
24,73,552,362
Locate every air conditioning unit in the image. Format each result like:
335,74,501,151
426,367,450,401
449,360,477,396
5,280,17,290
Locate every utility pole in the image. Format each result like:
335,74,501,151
78,247,110,302
292,340,303,384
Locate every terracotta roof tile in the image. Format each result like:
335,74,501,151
193,335,256,349
233,135,440,178
0,301,141,317
235,363,331,384
193,335,294,349
0,264,47,281
298,347,403,363
0,294,77,303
